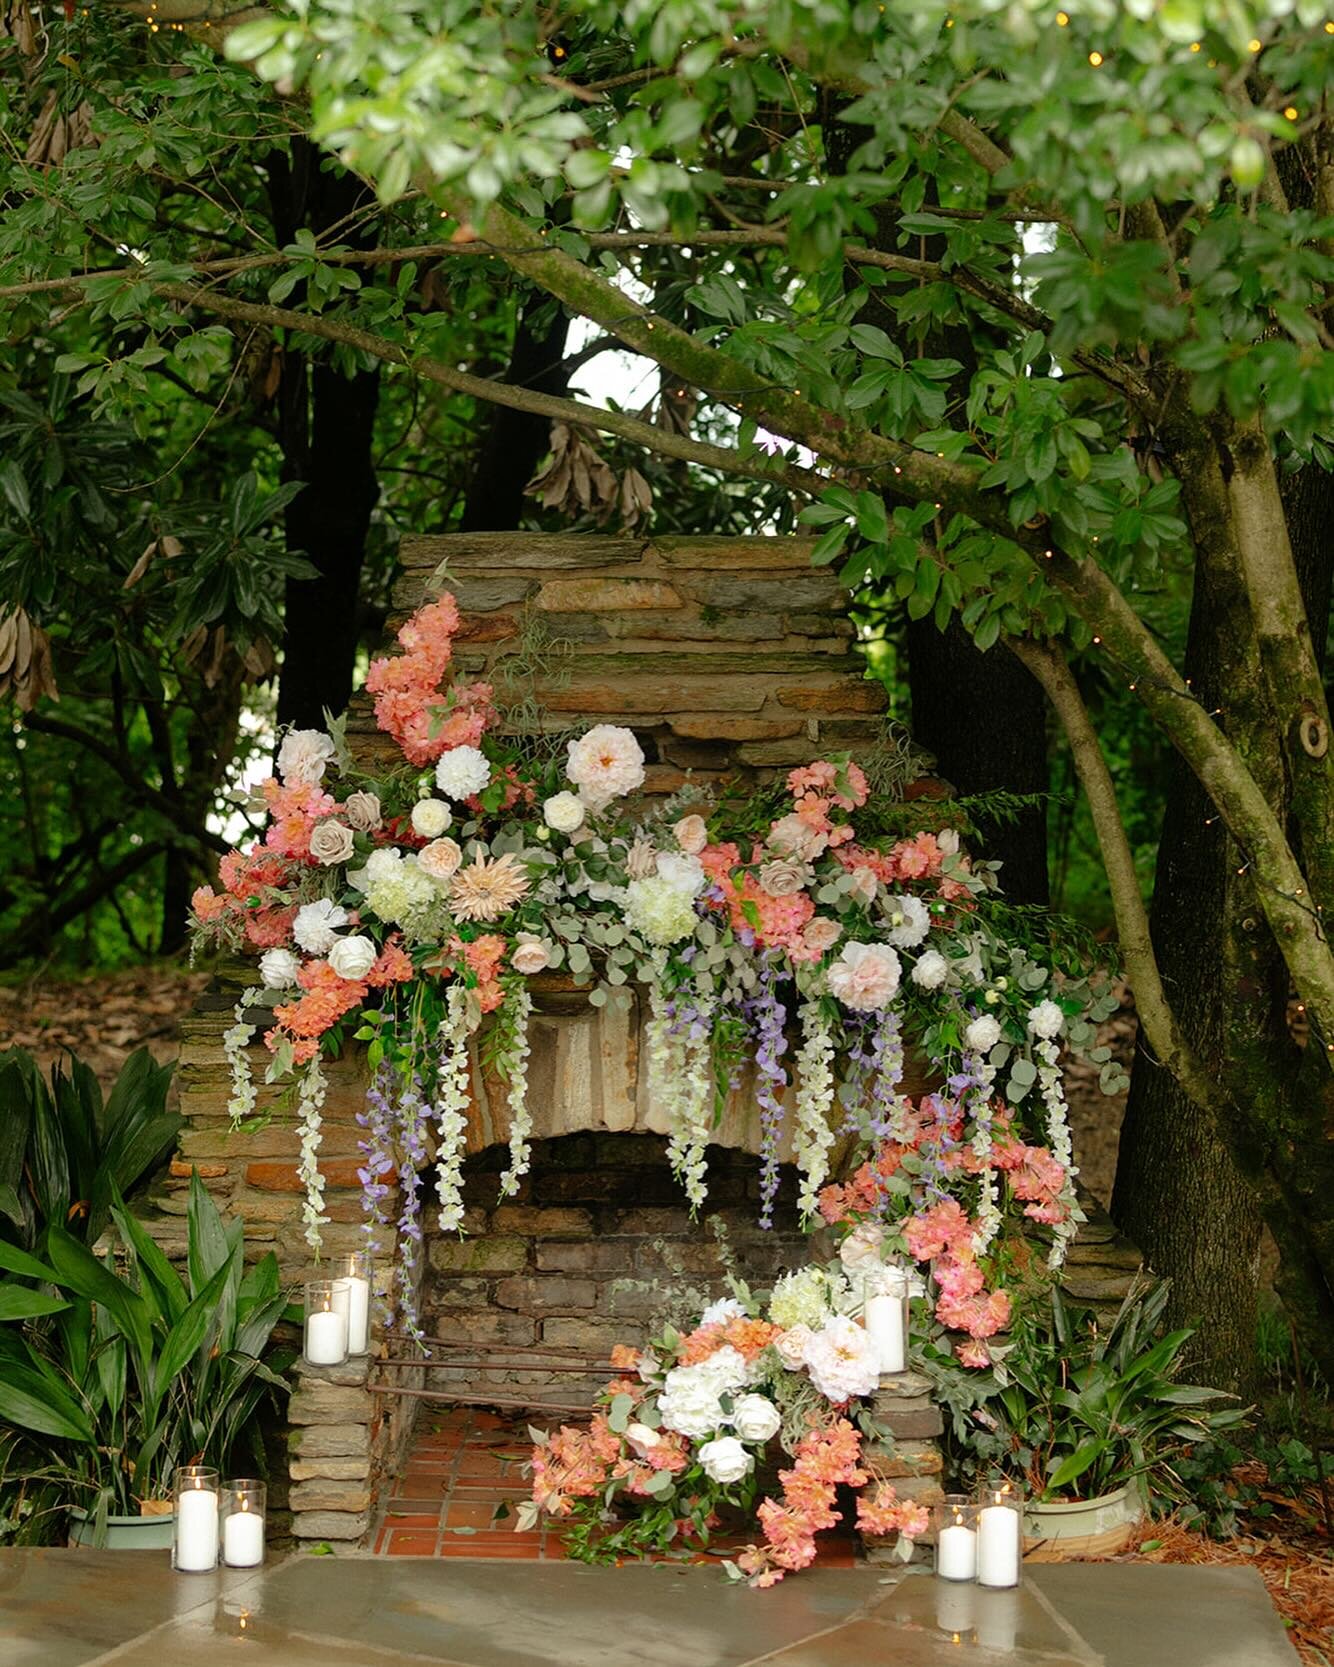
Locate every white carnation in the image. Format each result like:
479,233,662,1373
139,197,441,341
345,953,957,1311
293,898,348,955
729,1394,781,1444
700,1296,746,1328
566,724,645,811
259,947,301,989
965,1014,1003,1054
658,1366,725,1439
911,949,951,990
802,1314,882,1403
543,791,586,833
434,745,491,801
695,1345,752,1393
1027,999,1065,1040
883,893,931,949
656,851,706,897
277,728,336,786
411,798,452,838
328,934,377,981
698,1435,754,1486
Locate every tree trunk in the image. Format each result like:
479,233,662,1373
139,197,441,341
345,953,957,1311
267,144,382,730
1114,457,1334,1392
460,299,569,531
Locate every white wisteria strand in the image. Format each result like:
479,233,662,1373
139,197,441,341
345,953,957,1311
434,986,472,1232
667,988,717,1212
965,1047,1002,1255
223,987,262,1128
1035,1036,1079,1268
793,1001,838,1218
296,1053,329,1252
498,982,534,1198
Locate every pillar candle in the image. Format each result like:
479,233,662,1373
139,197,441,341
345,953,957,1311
174,1484,219,1572
305,1305,347,1365
223,1499,264,1567
936,1518,978,1581
864,1291,906,1373
332,1275,371,1356
977,1494,1021,1588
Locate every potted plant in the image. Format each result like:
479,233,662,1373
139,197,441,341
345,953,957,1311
0,1171,290,1548
935,1280,1246,1558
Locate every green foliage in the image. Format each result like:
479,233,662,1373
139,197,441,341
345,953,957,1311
0,1171,289,1544
0,1045,180,1251
926,1280,1247,1505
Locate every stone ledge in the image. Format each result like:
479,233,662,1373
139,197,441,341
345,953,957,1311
293,1357,371,1390
289,1481,372,1513
289,1423,372,1460
288,1382,375,1426
290,1509,370,1542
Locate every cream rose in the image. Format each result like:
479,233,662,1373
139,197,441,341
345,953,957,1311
566,724,645,811
342,791,382,832
511,934,549,976
802,917,842,954
965,1014,1003,1053
729,1394,781,1444
309,820,355,866
673,814,708,854
328,934,377,981
827,941,902,1011
767,812,827,861
411,798,452,838
418,838,463,882
543,791,586,834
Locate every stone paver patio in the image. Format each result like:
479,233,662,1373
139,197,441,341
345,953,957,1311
4,1548,1298,1666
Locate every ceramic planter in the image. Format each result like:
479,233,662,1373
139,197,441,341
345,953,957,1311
1022,1483,1143,1560
68,1506,176,1551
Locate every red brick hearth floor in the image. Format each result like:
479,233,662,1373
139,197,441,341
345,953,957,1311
372,1406,859,1568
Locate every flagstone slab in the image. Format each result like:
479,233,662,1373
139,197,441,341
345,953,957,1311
0,1549,1298,1667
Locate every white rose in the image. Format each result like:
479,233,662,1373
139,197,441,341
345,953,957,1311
259,947,301,989
937,828,961,855
543,791,586,833
328,934,377,981
965,1014,1003,1054
292,898,348,955
697,1435,754,1487
911,949,950,990
625,1423,661,1459
412,798,452,838
700,1296,746,1328
1027,999,1065,1040
883,893,931,949
277,727,336,785
729,1394,781,1444
656,851,706,897
434,745,491,801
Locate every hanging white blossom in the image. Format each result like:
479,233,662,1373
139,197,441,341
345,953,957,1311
965,1047,1002,1254
1035,1035,1080,1267
296,1053,329,1252
793,1001,838,1218
434,986,473,1232
223,987,262,1128
665,989,716,1212
498,982,534,1198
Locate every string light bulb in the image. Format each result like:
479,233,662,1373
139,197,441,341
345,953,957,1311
1189,40,1201,51
1247,36,1261,51
1283,106,1298,121
1088,50,1104,65
1056,9,1069,22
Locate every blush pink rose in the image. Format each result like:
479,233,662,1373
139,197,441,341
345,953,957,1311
826,941,901,1011
802,916,842,954
418,837,463,881
673,814,708,854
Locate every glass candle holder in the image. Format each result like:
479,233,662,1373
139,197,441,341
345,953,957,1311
303,1279,348,1366
976,1480,1023,1588
329,1251,372,1356
222,1479,266,1568
934,1577,976,1643
172,1465,219,1572
934,1494,979,1582
861,1268,909,1374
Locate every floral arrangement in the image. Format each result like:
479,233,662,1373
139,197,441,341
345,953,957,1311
191,590,1118,1351
519,1244,932,1586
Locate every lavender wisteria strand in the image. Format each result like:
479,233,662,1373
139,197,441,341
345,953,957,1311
395,1070,429,1349
750,957,790,1230
357,1059,398,1330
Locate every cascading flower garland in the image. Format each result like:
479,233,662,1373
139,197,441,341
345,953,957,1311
191,590,1119,1367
